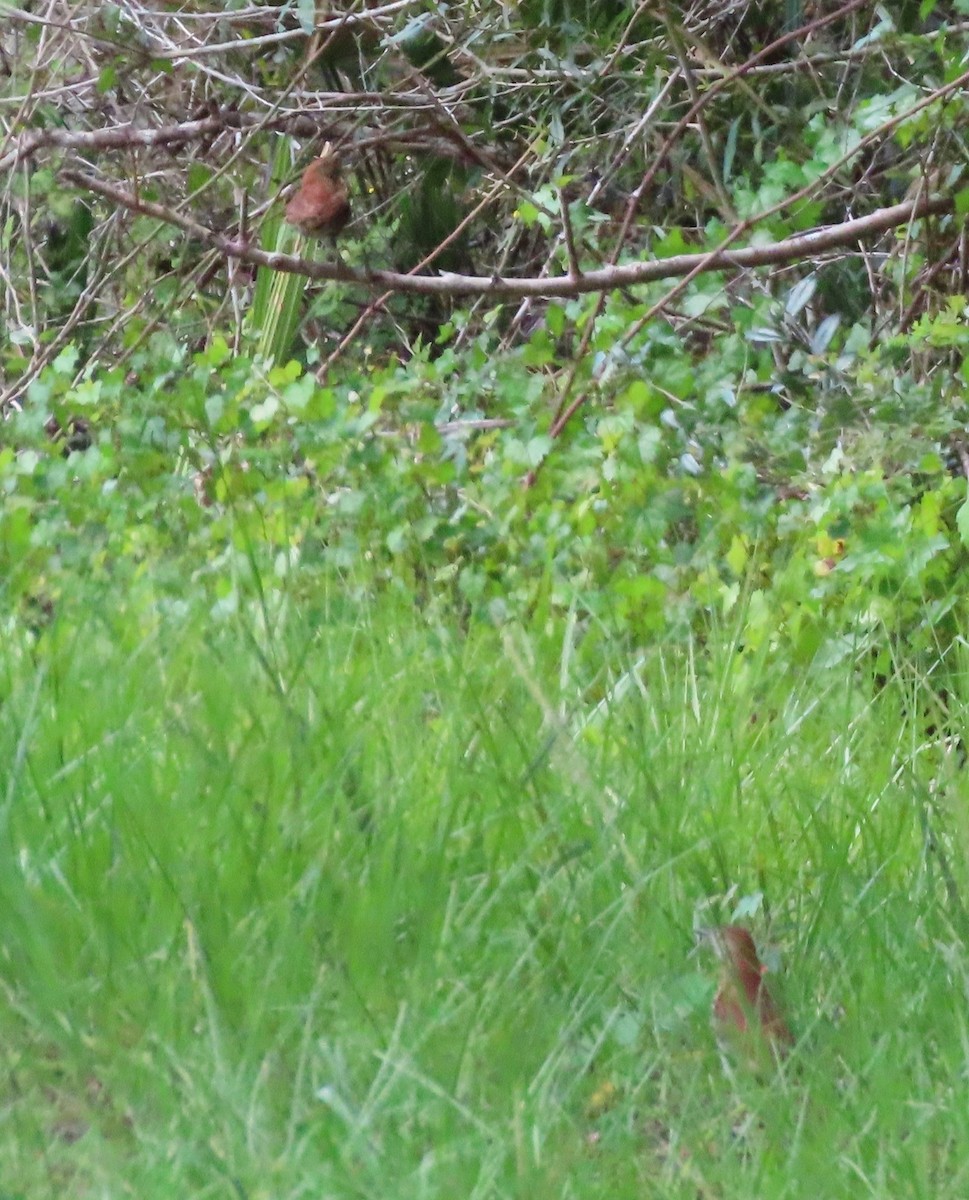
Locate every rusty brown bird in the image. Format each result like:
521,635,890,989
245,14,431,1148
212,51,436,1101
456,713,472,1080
284,144,351,239
697,925,794,1073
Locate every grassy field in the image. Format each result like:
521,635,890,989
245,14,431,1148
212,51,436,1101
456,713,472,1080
1,574,968,1198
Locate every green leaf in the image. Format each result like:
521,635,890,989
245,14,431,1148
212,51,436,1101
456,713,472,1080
187,163,214,195
97,65,117,94
956,496,969,547
296,0,316,34
516,201,540,227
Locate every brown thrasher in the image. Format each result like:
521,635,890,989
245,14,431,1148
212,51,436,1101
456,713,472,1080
697,925,794,1073
284,144,351,239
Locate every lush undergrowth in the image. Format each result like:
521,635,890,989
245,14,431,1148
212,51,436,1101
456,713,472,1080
8,321,969,661
1,557,968,1197
4,317,969,1197
6,5,969,1193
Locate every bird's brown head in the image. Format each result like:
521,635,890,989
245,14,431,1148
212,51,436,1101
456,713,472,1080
284,144,351,238
310,143,342,177
698,925,762,972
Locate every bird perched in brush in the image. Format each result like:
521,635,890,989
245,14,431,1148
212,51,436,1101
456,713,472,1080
697,925,794,1074
284,144,351,240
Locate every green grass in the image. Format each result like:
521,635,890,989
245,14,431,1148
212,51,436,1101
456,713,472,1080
1,574,969,1198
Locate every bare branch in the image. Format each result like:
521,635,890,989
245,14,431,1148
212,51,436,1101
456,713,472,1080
60,167,956,299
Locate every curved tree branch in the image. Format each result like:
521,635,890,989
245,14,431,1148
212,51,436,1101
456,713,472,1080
59,167,957,298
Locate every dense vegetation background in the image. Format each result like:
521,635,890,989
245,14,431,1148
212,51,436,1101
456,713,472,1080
4,1,969,1195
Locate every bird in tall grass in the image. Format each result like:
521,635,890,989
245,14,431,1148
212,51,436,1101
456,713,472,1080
696,925,794,1074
